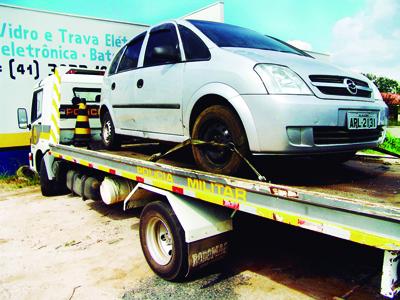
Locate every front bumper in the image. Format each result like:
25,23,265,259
240,94,388,154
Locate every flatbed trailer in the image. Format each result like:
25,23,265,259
42,142,400,298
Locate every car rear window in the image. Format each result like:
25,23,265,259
188,20,305,56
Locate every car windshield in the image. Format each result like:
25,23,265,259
188,20,306,56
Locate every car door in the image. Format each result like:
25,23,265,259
133,23,184,135
106,33,145,130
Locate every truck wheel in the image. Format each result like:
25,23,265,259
39,159,60,196
192,105,249,175
101,111,121,150
140,201,188,281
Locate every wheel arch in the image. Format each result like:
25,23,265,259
99,104,109,123
125,183,232,243
186,83,260,151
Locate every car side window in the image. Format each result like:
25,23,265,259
108,46,125,76
118,33,145,72
31,89,43,123
144,23,181,67
178,25,210,61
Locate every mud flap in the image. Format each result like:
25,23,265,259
186,231,231,276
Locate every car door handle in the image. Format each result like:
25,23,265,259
111,82,116,90
137,79,144,88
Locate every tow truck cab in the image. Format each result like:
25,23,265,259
17,68,104,173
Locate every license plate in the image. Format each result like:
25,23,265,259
347,112,378,130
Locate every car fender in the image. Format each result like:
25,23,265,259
184,82,260,152
99,100,115,123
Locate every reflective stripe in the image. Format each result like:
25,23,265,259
50,130,57,143
52,99,59,115
49,69,62,144
74,128,91,134
53,83,61,102
77,115,89,122
54,68,61,83
51,114,60,133
39,132,51,141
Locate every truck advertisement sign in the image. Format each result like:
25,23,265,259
0,4,148,173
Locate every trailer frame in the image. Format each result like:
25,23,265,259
46,143,400,298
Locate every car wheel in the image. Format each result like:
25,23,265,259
101,111,121,150
192,105,249,175
140,201,188,281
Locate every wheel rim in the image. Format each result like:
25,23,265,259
102,120,112,145
200,120,233,166
146,216,173,266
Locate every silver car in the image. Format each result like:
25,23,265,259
100,19,388,175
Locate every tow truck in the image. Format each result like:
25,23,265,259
17,68,400,297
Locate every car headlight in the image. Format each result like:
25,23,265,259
254,64,313,95
371,82,383,101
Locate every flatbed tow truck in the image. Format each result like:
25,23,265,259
19,69,399,298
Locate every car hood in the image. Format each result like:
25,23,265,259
223,47,366,82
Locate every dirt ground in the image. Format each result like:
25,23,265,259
0,184,389,299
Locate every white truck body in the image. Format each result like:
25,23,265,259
0,4,148,173
26,68,103,172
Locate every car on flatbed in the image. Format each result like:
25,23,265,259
99,19,389,175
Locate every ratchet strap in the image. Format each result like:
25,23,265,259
148,139,267,182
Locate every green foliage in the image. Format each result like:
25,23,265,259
0,172,39,189
364,73,400,94
379,131,400,155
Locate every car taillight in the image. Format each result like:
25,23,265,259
29,152,32,161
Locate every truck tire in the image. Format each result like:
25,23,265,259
192,105,249,175
39,159,60,196
101,111,121,150
140,201,188,281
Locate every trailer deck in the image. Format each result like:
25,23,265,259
50,144,400,243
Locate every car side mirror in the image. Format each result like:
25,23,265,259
153,45,180,63
72,96,81,106
17,108,30,130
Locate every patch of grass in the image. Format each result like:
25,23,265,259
379,131,400,155
0,172,39,190
360,132,400,156
359,149,383,155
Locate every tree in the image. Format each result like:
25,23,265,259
364,73,400,94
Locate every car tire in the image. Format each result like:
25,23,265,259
140,201,188,281
101,111,121,150
192,105,249,175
